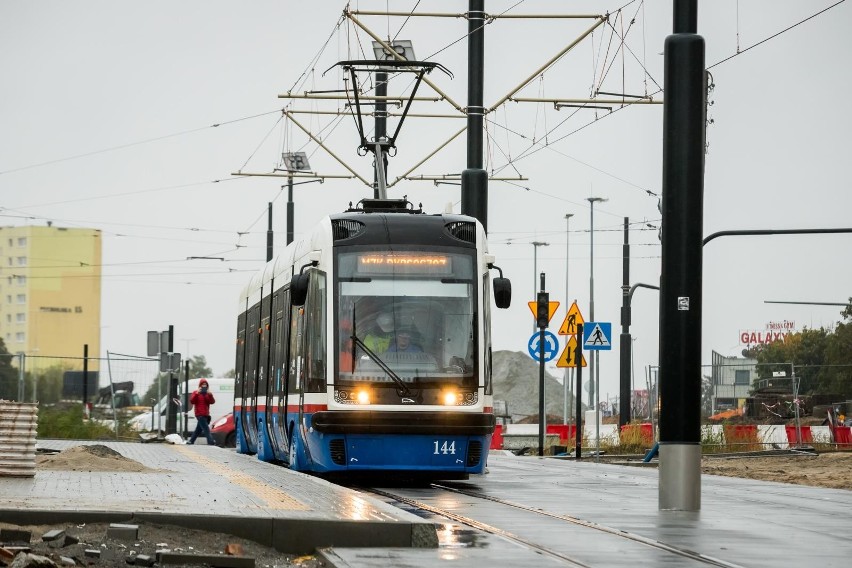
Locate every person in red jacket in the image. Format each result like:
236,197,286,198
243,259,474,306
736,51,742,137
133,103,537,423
188,379,216,445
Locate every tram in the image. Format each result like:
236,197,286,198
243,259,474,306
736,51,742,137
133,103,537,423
233,198,511,478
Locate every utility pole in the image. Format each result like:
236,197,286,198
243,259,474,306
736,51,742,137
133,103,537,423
461,0,488,229
658,0,704,511
619,218,631,429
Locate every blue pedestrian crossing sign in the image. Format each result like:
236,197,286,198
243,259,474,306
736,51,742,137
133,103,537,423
583,322,612,351
528,330,559,362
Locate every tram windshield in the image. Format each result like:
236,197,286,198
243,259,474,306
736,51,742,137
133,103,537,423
336,250,476,389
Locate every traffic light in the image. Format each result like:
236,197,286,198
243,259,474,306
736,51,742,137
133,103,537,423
536,291,550,328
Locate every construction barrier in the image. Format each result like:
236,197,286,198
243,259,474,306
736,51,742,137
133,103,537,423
723,424,761,451
831,425,852,446
490,424,504,449
784,425,813,445
546,424,577,445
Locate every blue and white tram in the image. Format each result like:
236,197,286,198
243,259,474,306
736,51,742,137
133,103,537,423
233,199,511,478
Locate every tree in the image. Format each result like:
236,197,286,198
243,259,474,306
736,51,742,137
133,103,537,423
223,369,235,379
0,339,19,401
751,297,852,399
189,355,212,379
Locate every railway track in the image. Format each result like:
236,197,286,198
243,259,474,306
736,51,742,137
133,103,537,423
365,483,747,568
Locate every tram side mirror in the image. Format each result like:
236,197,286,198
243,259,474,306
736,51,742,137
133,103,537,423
493,277,511,309
290,272,310,306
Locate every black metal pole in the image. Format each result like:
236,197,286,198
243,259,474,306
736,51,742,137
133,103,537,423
461,0,488,230
183,360,190,437
538,273,546,457
286,176,294,246
375,71,388,199
619,218,631,429
266,202,273,262
167,324,178,435
674,0,697,33
659,0,704,510
574,323,583,459
82,344,89,418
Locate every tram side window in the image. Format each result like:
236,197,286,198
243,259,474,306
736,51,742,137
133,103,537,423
305,271,327,393
288,305,304,395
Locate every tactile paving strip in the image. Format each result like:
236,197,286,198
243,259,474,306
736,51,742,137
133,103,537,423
173,446,311,511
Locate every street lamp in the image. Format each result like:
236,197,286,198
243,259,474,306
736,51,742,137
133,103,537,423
531,241,550,332
587,196,607,455
563,214,574,424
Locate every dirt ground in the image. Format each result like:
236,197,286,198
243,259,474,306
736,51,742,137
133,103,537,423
701,451,852,490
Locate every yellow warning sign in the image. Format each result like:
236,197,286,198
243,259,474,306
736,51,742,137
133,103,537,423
527,301,560,324
556,336,587,368
558,301,585,336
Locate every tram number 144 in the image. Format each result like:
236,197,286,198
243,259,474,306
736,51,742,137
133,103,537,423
433,440,457,455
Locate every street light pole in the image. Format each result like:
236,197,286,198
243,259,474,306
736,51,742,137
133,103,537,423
587,196,607,456
564,214,574,424
531,241,550,333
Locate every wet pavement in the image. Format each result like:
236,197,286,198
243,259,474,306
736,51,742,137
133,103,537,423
2,441,850,566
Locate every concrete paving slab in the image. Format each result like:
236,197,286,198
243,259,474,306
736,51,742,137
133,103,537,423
0,440,436,555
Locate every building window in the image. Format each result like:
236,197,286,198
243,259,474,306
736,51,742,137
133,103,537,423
16,257,26,266
5,295,10,304
7,239,11,247
15,332,24,343
16,313,25,323
16,294,25,304
734,370,750,386
5,314,10,323
15,276,26,286
17,237,26,247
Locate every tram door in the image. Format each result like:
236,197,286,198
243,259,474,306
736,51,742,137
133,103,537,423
258,290,272,454
270,289,289,456
286,303,305,456
234,312,247,449
244,303,260,448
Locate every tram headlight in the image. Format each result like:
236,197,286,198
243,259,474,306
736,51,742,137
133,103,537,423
442,390,460,406
355,389,371,405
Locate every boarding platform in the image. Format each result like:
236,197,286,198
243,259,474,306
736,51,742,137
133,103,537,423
0,440,436,555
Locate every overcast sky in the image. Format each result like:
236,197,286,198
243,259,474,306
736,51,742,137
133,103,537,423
2,1,850,403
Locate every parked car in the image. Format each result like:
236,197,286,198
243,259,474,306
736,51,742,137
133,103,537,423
210,413,236,448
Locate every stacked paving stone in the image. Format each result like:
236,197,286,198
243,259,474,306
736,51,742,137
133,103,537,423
0,402,37,477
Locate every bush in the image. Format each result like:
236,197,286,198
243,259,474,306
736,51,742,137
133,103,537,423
38,405,116,440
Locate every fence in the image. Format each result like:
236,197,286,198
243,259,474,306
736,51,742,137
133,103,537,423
0,352,161,410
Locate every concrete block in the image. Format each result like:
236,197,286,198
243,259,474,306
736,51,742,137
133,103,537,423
59,556,76,566
158,552,255,567
107,523,139,541
0,528,31,543
41,529,65,542
84,549,101,559
134,554,155,567
49,534,79,548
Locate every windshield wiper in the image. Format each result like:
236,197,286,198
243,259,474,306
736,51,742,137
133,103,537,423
350,334,413,398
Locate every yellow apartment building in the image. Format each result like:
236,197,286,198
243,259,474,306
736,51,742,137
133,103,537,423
0,225,101,368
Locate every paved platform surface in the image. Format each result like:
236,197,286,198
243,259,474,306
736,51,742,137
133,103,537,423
324,452,852,568
3,442,850,567
0,439,436,554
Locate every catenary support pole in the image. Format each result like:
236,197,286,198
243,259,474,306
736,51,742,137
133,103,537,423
167,325,178,435
659,0,704,511
461,0,488,229
266,203,273,262
619,218,631,428
286,176,294,246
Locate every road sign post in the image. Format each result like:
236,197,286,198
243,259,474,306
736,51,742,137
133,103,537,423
575,323,583,459
537,273,548,457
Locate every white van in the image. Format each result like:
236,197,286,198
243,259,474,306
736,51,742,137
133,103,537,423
129,378,234,437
